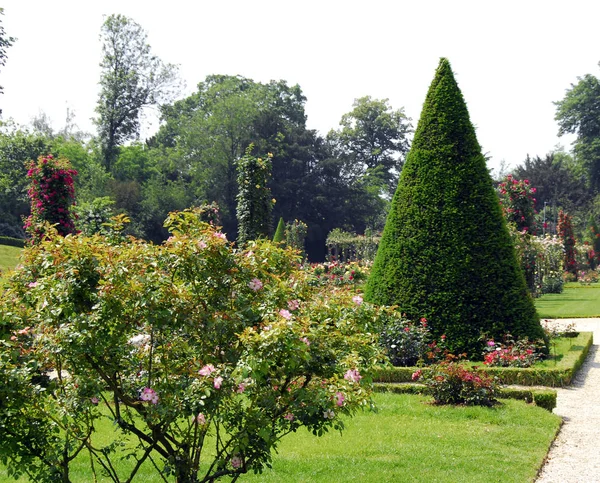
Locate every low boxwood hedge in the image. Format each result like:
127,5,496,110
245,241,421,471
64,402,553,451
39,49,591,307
372,332,593,388
0,236,25,248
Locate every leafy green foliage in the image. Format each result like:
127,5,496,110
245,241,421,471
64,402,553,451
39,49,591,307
236,146,274,244
327,96,412,197
0,210,381,481
273,217,285,243
365,58,544,357
285,219,307,255
555,67,600,190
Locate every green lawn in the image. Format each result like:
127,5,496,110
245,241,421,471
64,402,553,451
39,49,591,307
0,244,22,286
0,392,560,483
243,393,560,483
535,283,600,318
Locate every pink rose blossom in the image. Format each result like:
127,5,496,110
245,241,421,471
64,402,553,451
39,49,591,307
284,413,294,421
487,340,495,347
279,309,292,320
214,232,227,240
300,337,310,346
231,455,243,469
287,299,300,311
90,396,99,405
213,376,223,389
199,364,216,376
140,387,159,405
237,383,246,393
196,413,206,425
344,369,361,383
335,392,345,407
197,240,207,249
352,295,363,306
248,278,263,291
28,281,38,288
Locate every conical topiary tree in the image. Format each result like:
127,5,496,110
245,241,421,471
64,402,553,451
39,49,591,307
364,58,545,357
273,216,285,243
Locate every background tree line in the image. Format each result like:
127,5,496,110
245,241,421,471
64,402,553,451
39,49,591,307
2,12,600,258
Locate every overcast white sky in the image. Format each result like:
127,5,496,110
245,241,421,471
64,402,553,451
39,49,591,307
1,0,597,172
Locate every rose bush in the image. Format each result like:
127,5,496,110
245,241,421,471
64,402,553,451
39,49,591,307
0,209,382,482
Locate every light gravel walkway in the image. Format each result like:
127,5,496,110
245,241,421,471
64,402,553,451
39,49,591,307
536,318,600,483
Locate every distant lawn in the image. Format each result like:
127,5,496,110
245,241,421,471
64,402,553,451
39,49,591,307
0,244,22,285
0,393,561,483
535,283,600,318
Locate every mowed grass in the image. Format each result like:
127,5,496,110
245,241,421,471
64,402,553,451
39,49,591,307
535,282,600,318
0,245,22,286
243,393,560,483
0,392,560,483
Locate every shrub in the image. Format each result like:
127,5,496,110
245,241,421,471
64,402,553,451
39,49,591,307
23,154,78,243
482,335,544,368
364,58,544,358
497,174,538,234
0,209,382,482
578,269,599,285
285,219,307,255
542,276,564,294
379,316,430,367
413,359,498,406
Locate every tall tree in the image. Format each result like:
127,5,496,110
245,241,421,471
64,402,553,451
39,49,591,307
327,96,412,196
0,8,15,115
365,58,543,357
95,14,179,172
555,66,600,191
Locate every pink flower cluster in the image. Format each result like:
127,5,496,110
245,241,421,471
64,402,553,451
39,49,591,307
140,387,159,404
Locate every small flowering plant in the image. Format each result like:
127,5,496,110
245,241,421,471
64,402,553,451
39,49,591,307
482,334,544,368
413,356,498,407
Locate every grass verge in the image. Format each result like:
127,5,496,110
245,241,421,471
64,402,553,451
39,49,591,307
0,244,21,286
0,393,561,483
242,392,561,483
536,283,600,318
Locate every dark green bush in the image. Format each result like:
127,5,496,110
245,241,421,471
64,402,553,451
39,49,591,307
365,58,544,358
0,236,25,248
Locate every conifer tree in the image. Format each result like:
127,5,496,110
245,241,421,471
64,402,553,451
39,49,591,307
365,58,544,357
273,217,285,243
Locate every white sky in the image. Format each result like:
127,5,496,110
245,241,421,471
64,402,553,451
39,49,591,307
1,0,596,172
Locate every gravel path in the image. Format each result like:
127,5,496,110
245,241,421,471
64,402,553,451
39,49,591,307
536,318,600,483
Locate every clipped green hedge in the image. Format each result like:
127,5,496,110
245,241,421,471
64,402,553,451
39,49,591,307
365,58,543,358
372,332,592,388
374,383,557,411
0,236,25,248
